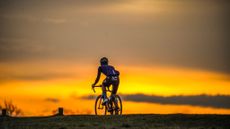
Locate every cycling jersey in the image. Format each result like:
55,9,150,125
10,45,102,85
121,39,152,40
93,65,119,86
100,65,120,77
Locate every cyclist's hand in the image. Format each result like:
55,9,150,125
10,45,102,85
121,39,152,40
91,84,96,93
91,84,95,88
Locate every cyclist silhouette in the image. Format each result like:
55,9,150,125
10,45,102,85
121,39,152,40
92,57,120,108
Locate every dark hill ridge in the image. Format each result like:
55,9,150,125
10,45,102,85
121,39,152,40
1,114,230,129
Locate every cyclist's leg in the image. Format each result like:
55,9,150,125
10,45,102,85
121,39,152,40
102,77,111,104
112,77,119,95
111,77,120,109
101,84,106,99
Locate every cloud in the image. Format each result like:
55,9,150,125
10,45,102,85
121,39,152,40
42,18,67,24
82,94,230,109
0,38,51,62
123,94,230,109
44,98,60,103
0,14,67,24
0,0,229,74
81,95,96,100
0,72,75,83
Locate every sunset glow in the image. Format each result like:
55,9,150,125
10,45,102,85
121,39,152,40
1,62,230,116
0,0,229,116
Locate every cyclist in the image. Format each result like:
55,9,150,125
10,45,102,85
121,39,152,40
92,57,120,107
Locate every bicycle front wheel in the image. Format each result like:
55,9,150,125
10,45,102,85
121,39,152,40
95,95,107,115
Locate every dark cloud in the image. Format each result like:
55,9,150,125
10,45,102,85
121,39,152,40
44,98,60,103
0,0,229,74
123,94,230,109
0,0,121,9
82,94,230,109
81,95,96,100
0,72,75,83
0,38,50,62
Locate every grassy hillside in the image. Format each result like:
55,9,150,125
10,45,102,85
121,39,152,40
1,114,230,129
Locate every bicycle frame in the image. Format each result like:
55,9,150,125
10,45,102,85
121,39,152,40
92,85,112,93
92,85,122,115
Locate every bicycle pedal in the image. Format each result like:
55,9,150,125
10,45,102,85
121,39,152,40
115,108,120,111
108,109,113,112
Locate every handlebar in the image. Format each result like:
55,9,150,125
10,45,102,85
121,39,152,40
92,85,112,93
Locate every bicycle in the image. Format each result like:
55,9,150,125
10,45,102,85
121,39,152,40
92,85,122,115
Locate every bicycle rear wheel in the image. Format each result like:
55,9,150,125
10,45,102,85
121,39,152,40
95,95,107,115
115,95,122,115
107,95,122,115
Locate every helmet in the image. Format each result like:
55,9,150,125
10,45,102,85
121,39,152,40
100,57,108,65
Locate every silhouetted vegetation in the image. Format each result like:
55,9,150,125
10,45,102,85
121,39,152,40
0,100,23,116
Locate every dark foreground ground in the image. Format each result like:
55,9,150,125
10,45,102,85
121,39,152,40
1,114,230,129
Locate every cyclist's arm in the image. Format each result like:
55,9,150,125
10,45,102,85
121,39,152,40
93,67,101,85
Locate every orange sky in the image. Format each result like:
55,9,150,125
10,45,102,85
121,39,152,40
1,61,230,116
0,0,230,116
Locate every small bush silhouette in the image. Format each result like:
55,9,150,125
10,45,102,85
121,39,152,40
0,100,23,116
